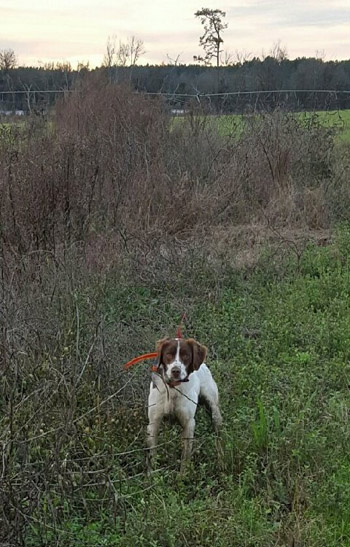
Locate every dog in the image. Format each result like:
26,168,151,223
146,337,222,473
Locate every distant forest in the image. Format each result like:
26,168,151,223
1,56,350,113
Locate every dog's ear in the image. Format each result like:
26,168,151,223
187,338,207,371
156,337,170,367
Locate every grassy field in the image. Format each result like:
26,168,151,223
16,228,350,546
3,108,350,142
308,109,350,141
196,109,350,142
2,86,350,545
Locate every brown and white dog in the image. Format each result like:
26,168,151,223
146,337,222,473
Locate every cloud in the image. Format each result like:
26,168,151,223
1,0,350,66
228,0,350,28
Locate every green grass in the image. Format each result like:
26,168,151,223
192,109,350,142
301,110,350,142
4,108,350,143
21,225,350,546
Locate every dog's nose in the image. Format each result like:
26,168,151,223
171,367,181,379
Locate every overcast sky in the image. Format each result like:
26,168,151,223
1,0,350,67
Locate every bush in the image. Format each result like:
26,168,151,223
0,79,344,259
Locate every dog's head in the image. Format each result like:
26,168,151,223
156,337,207,383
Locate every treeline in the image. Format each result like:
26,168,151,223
1,56,350,113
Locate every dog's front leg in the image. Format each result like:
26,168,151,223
180,418,195,473
211,405,223,434
146,416,162,474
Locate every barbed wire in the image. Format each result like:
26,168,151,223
143,89,350,97
0,89,75,95
1,89,350,96
1,88,350,115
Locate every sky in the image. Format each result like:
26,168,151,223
1,0,350,67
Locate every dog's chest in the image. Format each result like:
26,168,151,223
158,386,198,421
161,389,183,416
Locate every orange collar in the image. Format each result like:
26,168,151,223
124,353,190,388
123,352,158,371
124,315,187,373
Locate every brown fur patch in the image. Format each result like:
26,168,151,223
156,337,207,374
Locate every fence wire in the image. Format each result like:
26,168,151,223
1,88,350,115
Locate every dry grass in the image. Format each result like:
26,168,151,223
0,76,343,261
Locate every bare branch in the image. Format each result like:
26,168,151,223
0,48,17,71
